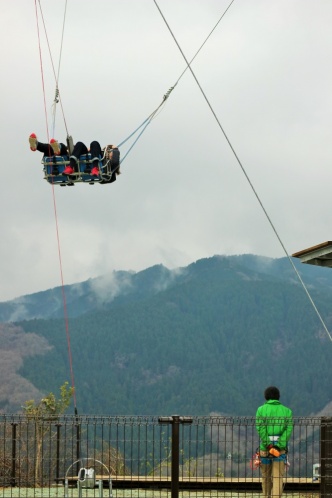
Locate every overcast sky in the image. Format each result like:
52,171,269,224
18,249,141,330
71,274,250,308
2,0,332,302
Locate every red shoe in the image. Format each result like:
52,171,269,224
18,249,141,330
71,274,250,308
63,166,74,175
50,138,61,155
29,133,38,151
91,166,99,176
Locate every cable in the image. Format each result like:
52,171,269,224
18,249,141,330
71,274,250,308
37,0,70,138
173,0,236,87
153,0,332,342
56,0,68,86
118,0,236,166
52,0,68,135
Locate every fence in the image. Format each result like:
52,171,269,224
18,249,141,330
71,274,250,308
0,414,329,497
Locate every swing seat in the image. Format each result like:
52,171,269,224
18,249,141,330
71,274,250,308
76,154,105,183
43,155,72,185
42,149,120,186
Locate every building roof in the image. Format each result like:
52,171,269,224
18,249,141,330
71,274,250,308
292,241,332,268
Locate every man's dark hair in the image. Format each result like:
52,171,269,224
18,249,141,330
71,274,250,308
264,386,280,400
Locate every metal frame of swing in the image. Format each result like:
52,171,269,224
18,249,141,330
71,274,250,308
42,145,120,187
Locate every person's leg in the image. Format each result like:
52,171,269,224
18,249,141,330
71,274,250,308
90,141,102,161
59,143,69,155
71,141,88,159
89,141,102,176
260,462,272,498
271,459,285,498
36,142,53,156
64,141,88,174
29,133,68,157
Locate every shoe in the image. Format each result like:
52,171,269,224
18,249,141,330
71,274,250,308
29,133,38,151
50,139,61,155
63,166,74,175
91,166,99,176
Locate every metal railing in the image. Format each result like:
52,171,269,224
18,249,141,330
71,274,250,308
0,414,328,497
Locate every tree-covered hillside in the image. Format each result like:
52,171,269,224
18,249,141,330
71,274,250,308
3,253,332,323
8,255,332,417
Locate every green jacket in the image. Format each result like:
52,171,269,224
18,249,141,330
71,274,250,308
256,399,293,451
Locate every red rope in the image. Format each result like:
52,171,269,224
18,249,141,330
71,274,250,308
34,0,77,411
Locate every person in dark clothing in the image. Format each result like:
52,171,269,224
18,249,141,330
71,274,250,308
63,140,102,176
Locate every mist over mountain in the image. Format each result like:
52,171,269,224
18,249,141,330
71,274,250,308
1,254,332,416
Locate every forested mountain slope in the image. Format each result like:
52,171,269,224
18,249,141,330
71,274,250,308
2,254,332,323
2,255,332,416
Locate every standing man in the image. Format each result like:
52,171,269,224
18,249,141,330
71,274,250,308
256,386,293,498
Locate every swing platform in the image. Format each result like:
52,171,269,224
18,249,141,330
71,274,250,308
292,241,332,268
42,149,120,186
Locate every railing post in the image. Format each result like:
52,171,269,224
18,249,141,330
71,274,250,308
171,416,180,498
158,415,193,498
75,409,80,475
75,423,81,475
55,424,61,483
321,416,332,498
11,423,17,487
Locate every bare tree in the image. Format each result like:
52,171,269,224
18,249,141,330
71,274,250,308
22,382,74,485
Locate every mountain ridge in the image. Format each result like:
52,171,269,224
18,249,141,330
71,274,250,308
1,254,332,416
3,253,332,323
